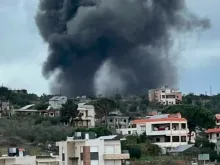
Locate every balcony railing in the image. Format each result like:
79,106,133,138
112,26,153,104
103,153,130,160
148,129,188,136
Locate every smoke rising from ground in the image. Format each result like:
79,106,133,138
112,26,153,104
35,0,209,96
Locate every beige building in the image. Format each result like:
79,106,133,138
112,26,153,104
73,103,96,128
148,86,182,105
56,132,130,165
117,113,196,149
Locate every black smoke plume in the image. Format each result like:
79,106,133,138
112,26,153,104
36,0,209,96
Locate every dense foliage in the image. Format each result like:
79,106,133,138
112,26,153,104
60,100,78,124
164,104,215,141
122,134,161,159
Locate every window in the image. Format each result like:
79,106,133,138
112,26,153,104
156,138,160,142
132,124,136,128
162,90,165,93
109,119,113,122
181,123,186,129
128,131,131,134
80,153,99,160
141,126,146,132
162,95,165,98
217,133,219,137
181,136,186,142
62,153,65,161
172,136,179,142
210,133,212,139
165,136,170,142
124,119,127,122
166,95,175,99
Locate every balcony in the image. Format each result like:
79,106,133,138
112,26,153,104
154,142,188,148
147,130,188,136
103,153,130,160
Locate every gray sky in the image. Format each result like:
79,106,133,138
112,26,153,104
0,0,220,95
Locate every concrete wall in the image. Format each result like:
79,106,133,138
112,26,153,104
4,156,36,165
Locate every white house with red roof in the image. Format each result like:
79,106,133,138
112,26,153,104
116,113,194,148
205,128,220,143
205,114,220,143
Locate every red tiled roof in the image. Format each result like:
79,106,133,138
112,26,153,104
132,118,186,124
205,128,220,133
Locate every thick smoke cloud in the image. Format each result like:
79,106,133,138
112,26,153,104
36,0,209,97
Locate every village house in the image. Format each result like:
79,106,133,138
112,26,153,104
0,101,10,117
56,132,130,165
103,111,130,129
72,103,96,128
148,85,182,105
205,128,220,144
49,96,67,110
205,114,220,144
13,104,38,116
39,108,59,117
117,113,195,149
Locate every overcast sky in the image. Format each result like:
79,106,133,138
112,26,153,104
0,0,220,96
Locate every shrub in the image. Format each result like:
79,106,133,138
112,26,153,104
129,146,142,159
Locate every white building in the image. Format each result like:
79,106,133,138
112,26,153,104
206,128,220,144
117,113,194,148
49,96,67,109
56,133,130,165
73,103,96,128
205,114,220,144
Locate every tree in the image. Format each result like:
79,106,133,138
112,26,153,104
74,127,112,138
115,93,122,101
60,100,78,125
129,147,142,159
129,105,137,112
140,141,161,156
94,98,117,127
164,104,215,142
35,103,49,110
